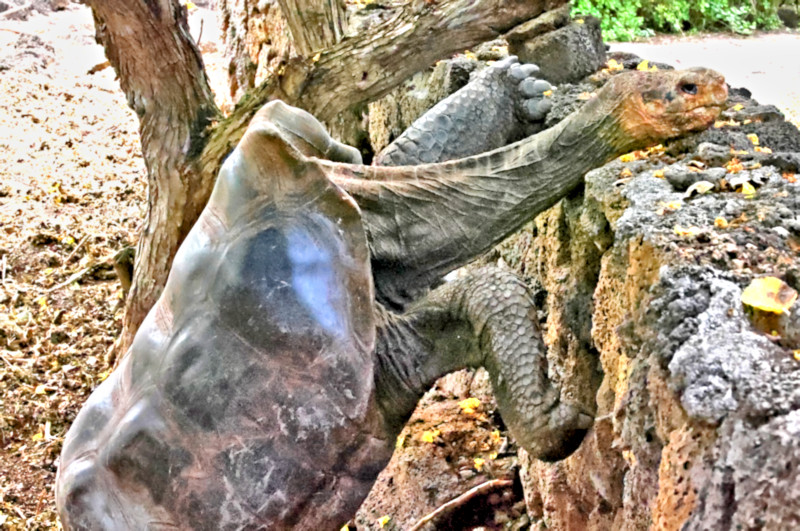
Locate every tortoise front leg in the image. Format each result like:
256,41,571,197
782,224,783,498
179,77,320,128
374,266,593,461
375,56,553,166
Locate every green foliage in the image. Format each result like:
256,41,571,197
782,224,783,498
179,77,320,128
573,0,783,41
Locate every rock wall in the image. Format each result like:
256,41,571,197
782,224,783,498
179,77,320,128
357,55,800,531
499,97,800,528
217,4,800,526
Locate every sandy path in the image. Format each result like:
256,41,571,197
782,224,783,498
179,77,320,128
612,32,800,127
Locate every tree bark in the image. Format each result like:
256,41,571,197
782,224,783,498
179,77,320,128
86,0,220,357
96,0,567,356
300,0,565,120
277,0,346,56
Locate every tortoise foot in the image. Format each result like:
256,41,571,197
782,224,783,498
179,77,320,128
376,55,554,166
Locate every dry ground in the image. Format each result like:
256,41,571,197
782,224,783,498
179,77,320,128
0,3,798,529
0,5,225,528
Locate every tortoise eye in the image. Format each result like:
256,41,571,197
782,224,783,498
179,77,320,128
681,83,698,95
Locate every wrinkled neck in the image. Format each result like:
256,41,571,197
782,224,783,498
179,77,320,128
320,94,636,307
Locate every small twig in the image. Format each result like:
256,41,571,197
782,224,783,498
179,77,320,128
87,60,111,75
408,478,514,531
0,352,26,375
0,1,32,19
0,27,24,34
45,265,94,293
195,18,204,47
64,233,91,264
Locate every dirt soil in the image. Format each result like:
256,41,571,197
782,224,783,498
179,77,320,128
1,3,799,529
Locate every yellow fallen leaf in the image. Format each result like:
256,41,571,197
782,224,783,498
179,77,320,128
622,449,637,467
636,60,658,72
794,350,800,362
32,431,44,442
459,397,481,414
606,59,623,72
473,457,486,471
714,217,729,229
665,201,682,210
732,103,744,111
783,172,797,183
378,515,391,528
312,52,321,63
463,51,477,61
340,525,350,531
490,429,502,443
685,180,715,198
738,182,756,197
619,167,633,178
741,277,798,315
34,384,48,395
576,18,585,24
543,90,553,97
725,158,744,174
489,452,498,459
395,433,406,449
673,226,701,237
714,119,741,128
420,429,441,443
653,169,665,179
619,152,636,163
755,146,772,154
746,133,760,146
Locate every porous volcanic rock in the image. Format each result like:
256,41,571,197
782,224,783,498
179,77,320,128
509,16,606,85
498,89,800,528
359,57,800,528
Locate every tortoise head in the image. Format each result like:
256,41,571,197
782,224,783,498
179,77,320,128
606,67,728,146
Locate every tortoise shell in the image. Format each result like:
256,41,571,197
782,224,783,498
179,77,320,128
57,108,390,529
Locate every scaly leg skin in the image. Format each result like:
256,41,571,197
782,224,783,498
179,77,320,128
374,266,592,461
375,56,554,166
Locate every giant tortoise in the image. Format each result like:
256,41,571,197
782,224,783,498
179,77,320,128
56,59,728,529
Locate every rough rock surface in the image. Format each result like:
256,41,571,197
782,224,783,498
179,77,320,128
778,4,799,28
509,16,606,85
359,52,800,529
496,82,800,528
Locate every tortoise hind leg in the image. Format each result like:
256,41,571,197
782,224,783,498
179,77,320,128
374,266,593,461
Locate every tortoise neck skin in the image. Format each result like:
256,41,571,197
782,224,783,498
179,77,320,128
322,68,727,308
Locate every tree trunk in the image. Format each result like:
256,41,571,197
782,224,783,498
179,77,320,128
218,0,294,102
94,0,567,356
277,0,346,56
86,0,220,357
